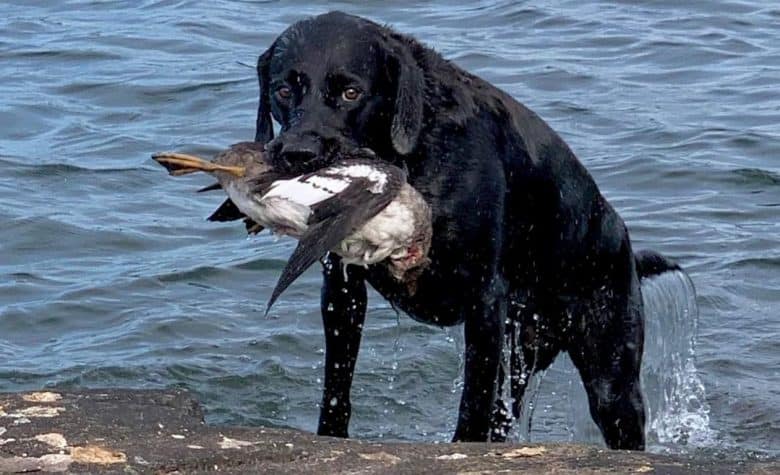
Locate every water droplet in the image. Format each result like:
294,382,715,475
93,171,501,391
330,397,338,406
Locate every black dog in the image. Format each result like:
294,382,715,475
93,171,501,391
250,11,684,450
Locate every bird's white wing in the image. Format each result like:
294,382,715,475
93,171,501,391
264,159,406,314
326,163,388,193
262,175,352,206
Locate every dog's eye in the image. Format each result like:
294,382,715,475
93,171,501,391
276,86,292,100
342,87,362,102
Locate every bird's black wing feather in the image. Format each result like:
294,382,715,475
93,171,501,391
197,182,222,193
207,199,262,232
265,162,406,314
309,159,406,223
244,217,263,234
207,198,245,222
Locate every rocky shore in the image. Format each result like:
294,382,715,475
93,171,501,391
0,389,774,473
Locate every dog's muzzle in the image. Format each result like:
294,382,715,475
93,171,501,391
266,131,368,174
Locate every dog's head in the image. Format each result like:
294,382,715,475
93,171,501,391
255,11,425,173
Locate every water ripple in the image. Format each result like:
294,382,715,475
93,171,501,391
0,0,777,457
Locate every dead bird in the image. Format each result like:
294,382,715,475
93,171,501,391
152,142,432,312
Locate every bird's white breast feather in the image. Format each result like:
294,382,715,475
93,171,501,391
338,200,415,266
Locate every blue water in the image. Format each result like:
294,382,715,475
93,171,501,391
1,0,778,459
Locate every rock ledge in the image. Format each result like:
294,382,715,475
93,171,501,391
0,389,774,473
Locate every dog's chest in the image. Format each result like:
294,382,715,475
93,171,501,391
364,232,481,326
360,163,504,325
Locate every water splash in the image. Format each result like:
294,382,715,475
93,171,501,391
515,368,546,443
508,268,718,451
444,326,465,396
416,268,714,450
641,269,717,451
503,318,547,443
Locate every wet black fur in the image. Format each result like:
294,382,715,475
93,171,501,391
253,11,683,449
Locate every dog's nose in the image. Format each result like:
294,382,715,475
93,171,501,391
268,131,327,172
266,130,347,173
278,142,318,165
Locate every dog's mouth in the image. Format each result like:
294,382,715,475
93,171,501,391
337,147,377,161
265,135,377,175
266,142,328,175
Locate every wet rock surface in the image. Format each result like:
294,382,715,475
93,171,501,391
0,389,775,473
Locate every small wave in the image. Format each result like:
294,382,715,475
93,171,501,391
0,155,142,175
725,256,780,271
54,77,254,100
3,48,123,61
730,168,780,186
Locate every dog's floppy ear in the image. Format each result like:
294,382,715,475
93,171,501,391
390,51,425,155
254,45,274,143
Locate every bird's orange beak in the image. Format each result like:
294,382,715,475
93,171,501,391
151,152,246,177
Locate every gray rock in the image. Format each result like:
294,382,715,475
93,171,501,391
0,389,774,474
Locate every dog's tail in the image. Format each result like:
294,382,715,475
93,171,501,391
635,249,681,280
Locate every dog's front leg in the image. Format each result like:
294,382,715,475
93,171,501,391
317,253,367,438
452,278,507,442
